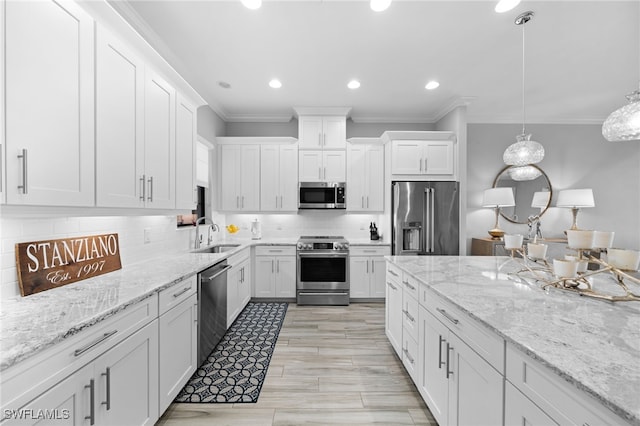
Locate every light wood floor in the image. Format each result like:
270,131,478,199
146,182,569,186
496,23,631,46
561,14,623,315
157,303,438,425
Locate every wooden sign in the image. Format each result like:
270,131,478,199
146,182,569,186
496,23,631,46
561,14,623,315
16,233,122,297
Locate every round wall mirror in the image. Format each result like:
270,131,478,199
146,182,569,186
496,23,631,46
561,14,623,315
492,165,552,224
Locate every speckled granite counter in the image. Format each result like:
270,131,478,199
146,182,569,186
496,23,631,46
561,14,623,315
386,255,640,425
0,251,232,372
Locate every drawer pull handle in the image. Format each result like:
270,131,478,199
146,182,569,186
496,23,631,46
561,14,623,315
173,287,191,298
387,281,398,290
446,342,454,379
403,280,416,291
388,269,399,277
85,379,95,425
403,348,415,365
101,367,111,410
438,335,446,368
74,330,118,357
436,308,459,325
402,309,415,323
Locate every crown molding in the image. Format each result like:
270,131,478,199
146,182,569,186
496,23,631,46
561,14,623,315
293,107,352,117
432,96,476,123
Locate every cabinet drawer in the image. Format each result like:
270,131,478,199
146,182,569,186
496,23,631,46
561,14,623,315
158,275,197,315
402,333,419,384
254,245,296,256
227,247,251,265
349,246,390,256
0,295,158,410
402,291,419,341
386,262,402,285
422,288,504,373
401,273,419,301
506,343,625,426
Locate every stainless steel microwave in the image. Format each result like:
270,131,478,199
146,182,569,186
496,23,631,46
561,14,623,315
299,182,346,209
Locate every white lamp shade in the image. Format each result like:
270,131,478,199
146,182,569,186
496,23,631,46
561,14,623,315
482,187,515,207
531,191,551,208
556,189,595,208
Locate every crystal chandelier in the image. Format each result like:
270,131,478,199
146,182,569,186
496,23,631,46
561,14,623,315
601,86,640,142
503,11,545,169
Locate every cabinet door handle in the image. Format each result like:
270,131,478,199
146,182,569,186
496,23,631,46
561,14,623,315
386,281,398,290
140,175,146,201
403,347,415,365
272,260,274,273
280,195,283,208
446,342,454,378
323,167,326,180
323,133,326,146
319,167,322,180
388,269,399,277
371,260,374,273
366,260,369,273
424,157,428,173
241,196,244,209
277,260,280,273
419,158,423,173
438,335,446,368
436,307,459,325
101,367,111,410
147,176,153,202
74,330,118,356
17,149,28,194
85,379,95,425
403,280,416,291
173,287,191,298
367,196,369,208
402,309,415,323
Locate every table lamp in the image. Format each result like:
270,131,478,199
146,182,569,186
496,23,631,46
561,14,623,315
556,189,594,230
482,187,515,240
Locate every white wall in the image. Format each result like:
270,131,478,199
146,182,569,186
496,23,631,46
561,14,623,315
467,123,640,251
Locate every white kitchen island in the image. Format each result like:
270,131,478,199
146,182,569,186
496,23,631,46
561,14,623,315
386,255,640,426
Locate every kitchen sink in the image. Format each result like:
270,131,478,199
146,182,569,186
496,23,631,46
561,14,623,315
194,244,240,254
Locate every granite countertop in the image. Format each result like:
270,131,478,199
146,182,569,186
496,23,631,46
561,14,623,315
386,255,640,425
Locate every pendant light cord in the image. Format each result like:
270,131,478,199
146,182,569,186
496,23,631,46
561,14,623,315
522,17,526,135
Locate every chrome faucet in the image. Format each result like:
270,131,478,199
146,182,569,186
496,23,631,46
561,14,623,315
195,217,219,249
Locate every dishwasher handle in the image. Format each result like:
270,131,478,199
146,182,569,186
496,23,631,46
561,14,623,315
200,264,232,282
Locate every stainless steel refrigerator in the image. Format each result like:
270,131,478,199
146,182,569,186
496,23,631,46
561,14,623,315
392,181,459,255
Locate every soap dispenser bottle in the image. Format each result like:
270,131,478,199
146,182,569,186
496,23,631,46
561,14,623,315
251,218,262,240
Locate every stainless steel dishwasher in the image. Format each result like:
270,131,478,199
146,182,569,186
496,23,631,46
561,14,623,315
197,260,232,366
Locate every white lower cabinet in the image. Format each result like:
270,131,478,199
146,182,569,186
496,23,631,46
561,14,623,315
158,289,197,414
505,381,558,426
226,249,252,327
15,320,159,426
385,263,403,357
253,246,296,298
349,246,389,299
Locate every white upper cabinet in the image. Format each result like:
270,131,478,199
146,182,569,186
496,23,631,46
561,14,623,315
298,151,346,182
347,143,384,211
144,71,176,209
261,144,298,211
298,116,346,150
220,144,260,211
175,94,197,210
5,0,95,206
96,30,177,210
96,26,145,208
391,140,454,176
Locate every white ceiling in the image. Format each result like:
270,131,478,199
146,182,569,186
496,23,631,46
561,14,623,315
112,0,639,124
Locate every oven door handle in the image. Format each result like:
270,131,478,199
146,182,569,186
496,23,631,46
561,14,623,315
297,252,349,258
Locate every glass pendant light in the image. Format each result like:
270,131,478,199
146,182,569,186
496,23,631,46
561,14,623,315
503,11,545,169
508,165,542,181
602,86,640,142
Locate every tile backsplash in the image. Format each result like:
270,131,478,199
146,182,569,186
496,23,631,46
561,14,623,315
0,214,193,300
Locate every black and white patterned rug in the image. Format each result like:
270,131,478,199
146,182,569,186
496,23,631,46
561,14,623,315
175,302,288,403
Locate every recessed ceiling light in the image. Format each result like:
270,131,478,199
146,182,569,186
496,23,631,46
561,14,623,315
241,0,261,10
370,0,391,12
347,80,361,90
425,81,440,90
269,79,282,89
495,0,521,13
218,81,231,89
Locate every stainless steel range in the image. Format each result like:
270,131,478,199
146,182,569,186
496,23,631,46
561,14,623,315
296,236,349,305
